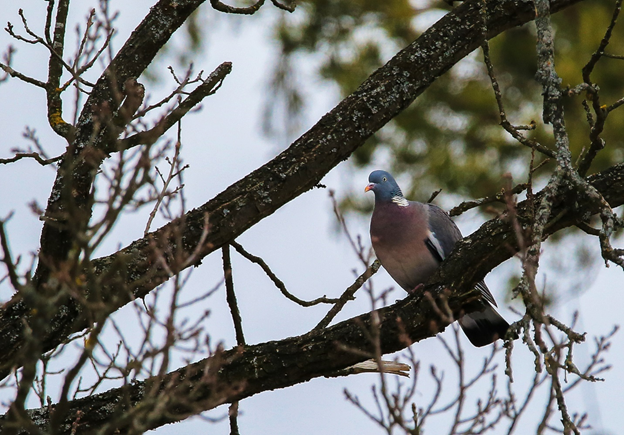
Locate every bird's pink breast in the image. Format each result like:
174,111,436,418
370,203,439,291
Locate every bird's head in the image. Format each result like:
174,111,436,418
365,170,404,201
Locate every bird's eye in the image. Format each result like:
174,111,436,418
382,176,387,182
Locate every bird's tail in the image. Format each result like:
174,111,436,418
458,305,509,347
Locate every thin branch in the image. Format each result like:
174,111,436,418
0,152,62,166
230,241,340,307
0,63,46,88
222,244,245,346
574,221,600,236
606,95,624,113
0,217,21,290
228,402,240,435
144,138,183,235
314,260,381,331
581,0,622,83
427,189,442,204
481,41,555,159
270,0,296,12
544,354,579,435
43,0,54,45
210,0,266,15
449,183,528,217
44,0,76,139
118,62,232,151
133,65,203,119
576,0,622,176
603,52,624,59
223,244,243,435
71,13,116,81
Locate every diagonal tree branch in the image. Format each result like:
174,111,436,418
0,0,587,382
2,286,479,434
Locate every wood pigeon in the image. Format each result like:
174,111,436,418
365,170,509,347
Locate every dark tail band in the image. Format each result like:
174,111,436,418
458,305,510,347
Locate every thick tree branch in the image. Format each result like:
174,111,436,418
2,287,475,434
0,0,587,381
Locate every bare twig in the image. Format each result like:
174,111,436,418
133,65,204,119
270,0,296,12
222,244,245,346
314,260,381,331
118,62,232,151
449,183,528,217
144,131,185,235
210,0,266,15
0,216,21,290
0,152,62,166
230,241,340,307
426,189,442,204
481,41,555,159
0,63,46,88
577,0,622,176
581,0,622,83
606,96,624,113
329,190,372,265
228,401,240,435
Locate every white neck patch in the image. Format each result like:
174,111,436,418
392,196,409,207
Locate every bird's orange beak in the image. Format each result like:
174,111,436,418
365,183,375,192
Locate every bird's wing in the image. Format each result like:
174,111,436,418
424,236,445,263
425,204,498,307
424,204,462,258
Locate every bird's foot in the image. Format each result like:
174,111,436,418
408,283,424,295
